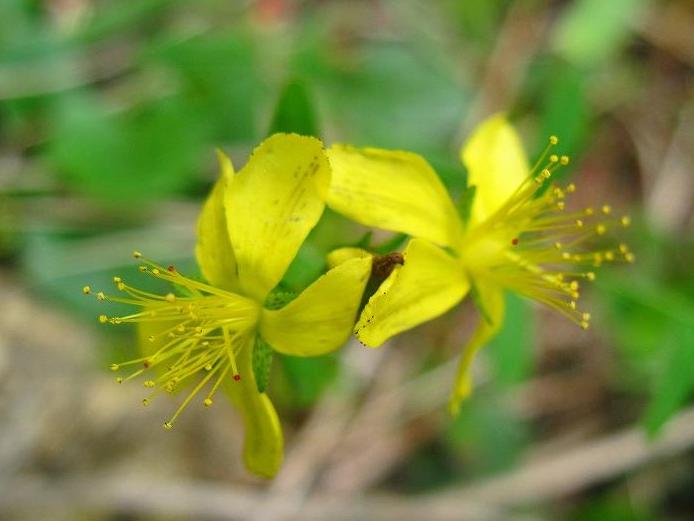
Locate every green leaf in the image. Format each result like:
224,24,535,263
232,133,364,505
268,78,319,137
279,353,338,407
488,293,534,386
553,0,647,67
49,93,202,202
456,185,477,228
644,325,694,436
252,335,274,394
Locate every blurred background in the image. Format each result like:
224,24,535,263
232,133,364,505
1,0,693,520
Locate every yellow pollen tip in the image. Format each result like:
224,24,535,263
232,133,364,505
142,398,150,407
596,224,607,235
580,321,589,330
554,242,562,249
556,201,565,210
582,312,591,321
575,219,584,228
110,363,119,371
97,292,106,301
570,281,579,291
586,272,596,281
602,205,612,215
133,251,142,259
566,183,576,193
621,216,631,227
550,154,559,163
549,135,559,145
176,324,185,333
163,421,173,430
619,244,629,254
605,251,615,261
152,268,160,275
113,276,122,284
570,301,577,310
115,376,123,384
560,155,570,165
204,398,213,407
98,314,108,324
82,286,91,295
116,282,125,291
625,252,636,263
585,207,594,216
144,380,155,388
165,293,176,303
138,266,147,273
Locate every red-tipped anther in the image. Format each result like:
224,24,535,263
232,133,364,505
511,238,519,246
233,374,241,382
167,265,176,272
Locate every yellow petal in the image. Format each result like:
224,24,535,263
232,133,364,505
461,113,529,225
327,145,463,248
355,238,469,347
326,246,372,269
227,133,330,302
260,256,372,356
224,335,284,478
448,283,505,415
195,150,239,291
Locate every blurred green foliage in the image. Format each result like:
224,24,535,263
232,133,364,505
1,0,692,516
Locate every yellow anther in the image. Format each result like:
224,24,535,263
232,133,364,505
98,314,108,324
110,363,119,371
203,398,213,407
204,363,213,371
562,252,571,260
554,242,562,250
549,135,559,145
152,268,160,275
142,398,150,407
570,281,579,291
116,282,125,291
165,293,176,303
625,252,635,263
138,265,147,272
601,205,611,215
575,219,584,228
163,421,173,430
550,154,559,163
176,324,185,333
582,312,591,321
195,326,204,335
133,251,142,259
621,216,631,227
566,183,576,193
586,272,596,281
585,207,594,216
556,201,565,210
82,286,91,295
619,244,629,254
97,292,106,301
144,380,155,388
115,376,124,384
569,301,576,310
596,224,607,235
113,276,122,284
605,251,615,261
560,155,570,165
148,335,155,343
580,321,589,330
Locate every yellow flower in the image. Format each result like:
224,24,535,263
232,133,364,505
325,114,633,414
87,134,372,478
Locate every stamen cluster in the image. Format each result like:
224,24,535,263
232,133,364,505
462,137,634,329
83,252,258,429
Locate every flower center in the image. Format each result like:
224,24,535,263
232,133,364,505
458,138,634,329
84,252,260,430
